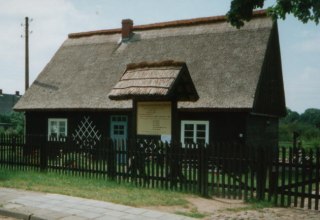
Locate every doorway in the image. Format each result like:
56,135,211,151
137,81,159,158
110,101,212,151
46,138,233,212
110,115,128,164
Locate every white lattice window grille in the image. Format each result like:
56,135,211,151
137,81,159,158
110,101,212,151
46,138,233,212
48,118,67,141
72,116,102,149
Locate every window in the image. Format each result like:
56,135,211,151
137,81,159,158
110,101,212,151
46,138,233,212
110,115,128,139
48,118,67,140
181,120,209,145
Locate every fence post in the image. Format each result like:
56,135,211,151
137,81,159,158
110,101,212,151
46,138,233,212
107,138,116,180
170,141,178,189
40,135,48,172
315,148,319,210
268,147,279,202
198,144,209,197
256,147,267,200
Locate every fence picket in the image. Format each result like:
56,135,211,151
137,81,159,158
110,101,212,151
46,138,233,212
250,147,255,200
293,147,299,207
308,149,314,209
244,148,249,201
280,147,286,206
315,148,319,210
300,148,306,208
238,143,243,200
287,147,293,207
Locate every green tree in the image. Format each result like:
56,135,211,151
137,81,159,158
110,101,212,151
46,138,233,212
9,112,25,134
300,108,320,128
0,114,10,124
281,108,299,124
0,112,24,135
227,0,320,28
279,108,320,147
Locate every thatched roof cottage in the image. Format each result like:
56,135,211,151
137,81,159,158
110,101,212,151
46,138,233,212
15,10,286,148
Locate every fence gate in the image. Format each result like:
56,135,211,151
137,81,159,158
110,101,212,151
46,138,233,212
269,147,320,210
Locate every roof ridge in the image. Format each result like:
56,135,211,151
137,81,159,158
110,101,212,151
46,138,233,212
126,60,185,71
68,9,267,39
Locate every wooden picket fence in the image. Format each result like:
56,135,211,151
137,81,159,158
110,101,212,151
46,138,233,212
270,147,320,209
0,134,319,210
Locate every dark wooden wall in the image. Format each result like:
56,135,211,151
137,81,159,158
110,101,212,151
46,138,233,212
253,22,286,117
25,110,131,140
245,114,278,149
25,110,279,148
178,111,247,143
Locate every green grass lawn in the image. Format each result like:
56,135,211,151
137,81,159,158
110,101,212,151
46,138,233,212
0,168,189,207
279,140,320,149
0,168,283,219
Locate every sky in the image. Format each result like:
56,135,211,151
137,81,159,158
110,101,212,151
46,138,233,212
0,0,319,113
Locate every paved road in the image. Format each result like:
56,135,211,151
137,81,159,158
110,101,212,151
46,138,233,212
1,187,319,220
0,187,192,220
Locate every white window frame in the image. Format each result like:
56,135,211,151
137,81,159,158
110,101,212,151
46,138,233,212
48,118,68,141
180,120,209,146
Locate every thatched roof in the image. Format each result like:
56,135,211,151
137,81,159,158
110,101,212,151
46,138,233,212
14,10,285,115
109,61,198,101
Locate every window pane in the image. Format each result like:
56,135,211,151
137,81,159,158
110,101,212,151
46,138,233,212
59,132,65,137
184,124,194,130
184,137,193,144
197,131,205,138
185,131,193,138
51,121,57,127
50,133,57,138
197,124,205,131
197,138,205,145
59,122,65,132
51,122,58,133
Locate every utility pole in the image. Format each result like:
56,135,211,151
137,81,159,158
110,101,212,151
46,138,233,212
25,17,29,91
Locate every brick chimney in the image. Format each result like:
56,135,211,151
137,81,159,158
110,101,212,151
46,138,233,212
122,19,133,39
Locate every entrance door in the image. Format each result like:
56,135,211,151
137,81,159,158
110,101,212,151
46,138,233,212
110,115,128,140
110,115,128,163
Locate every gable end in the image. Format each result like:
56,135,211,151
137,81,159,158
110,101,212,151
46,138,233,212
252,21,286,117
